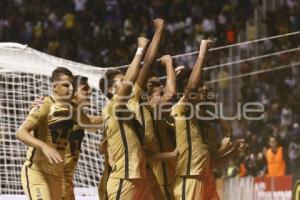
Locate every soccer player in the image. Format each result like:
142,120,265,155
195,84,247,200
146,55,177,200
170,39,212,200
98,36,150,199
126,18,166,199
17,67,77,200
62,75,103,200
195,85,230,200
29,75,103,200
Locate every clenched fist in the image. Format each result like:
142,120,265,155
137,37,149,48
154,18,164,31
160,55,172,65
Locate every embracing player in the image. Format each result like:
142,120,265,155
62,75,103,200
17,67,77,200
17,67,102,200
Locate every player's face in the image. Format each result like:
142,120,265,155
149,86,163,106
53,75,74,100
147,76,160,89
74,83,91,104
197,85,214,102
110,73,124,95
269,137,278,149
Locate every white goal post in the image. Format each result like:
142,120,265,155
0,43,107,198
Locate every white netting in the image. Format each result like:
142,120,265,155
0,43,108,196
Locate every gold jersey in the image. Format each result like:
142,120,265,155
103,94,146,179
171,97,210,176
129,84,176,185
152,117,177,185
197,120,219,158
63,123,85,176
24,96,87,176
128,84,156,151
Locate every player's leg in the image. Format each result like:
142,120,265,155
62,172,75,200
21,166,52,200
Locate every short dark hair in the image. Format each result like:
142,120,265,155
149,71,158,79
51,67,73,82
99,69,122,99
73,75,88,89
147,79,162,96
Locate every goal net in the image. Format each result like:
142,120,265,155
0,43,108,198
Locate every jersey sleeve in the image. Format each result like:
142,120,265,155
127,83,143,114
102,98,115,120
26,101,50,125
103,94,136,122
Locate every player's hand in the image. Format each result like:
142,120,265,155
199,39,214,54
237,140,248,152
206,39,214,48
41,144,62,164
99,139,107,154
137,37,149,49
154,18,164,31
175,65,185,76
160,55,172,66
234,139,248,152
219,136,233,153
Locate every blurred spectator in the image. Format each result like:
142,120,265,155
226,24,236,44
0,0,299,178
288,141,300,174
265,136,287,176
0,0,298,68
246,19,256,41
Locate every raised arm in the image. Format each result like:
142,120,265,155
183,40,212,103
219,118,232,137
116,37,149,102
160,55,176,104
136,18,164,90
16,120,62,164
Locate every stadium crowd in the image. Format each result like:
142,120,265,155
1,0,300,179
1,0,299,67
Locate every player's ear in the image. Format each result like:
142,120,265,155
52,82,57,93
148,94,152,102
73,89,78,97
108,86,116,95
